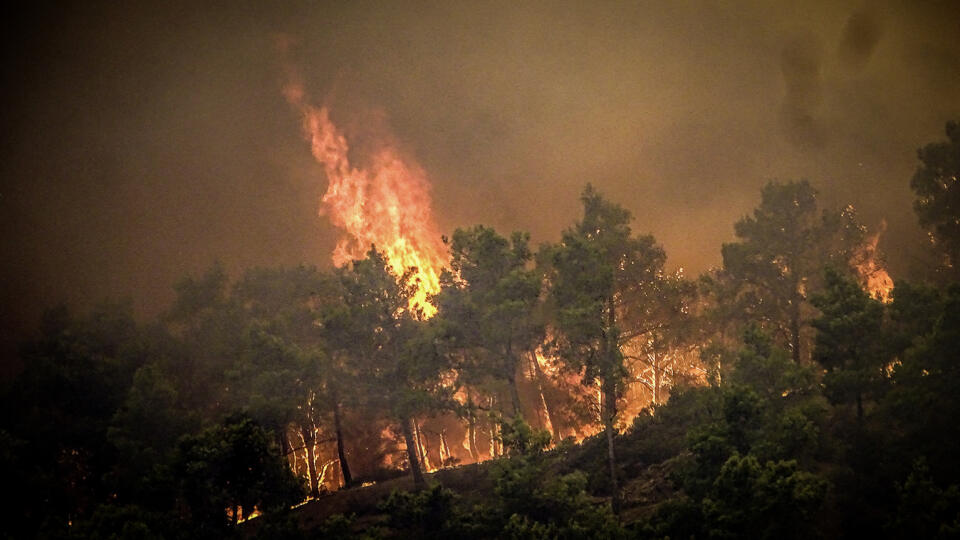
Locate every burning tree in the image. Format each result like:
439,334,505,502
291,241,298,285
284,78,447,316
719,181,878,364
435,226,545,421
911,120,960,280
622,268,700,413
543,184,669,514
322,247,453,489
811,267,887,422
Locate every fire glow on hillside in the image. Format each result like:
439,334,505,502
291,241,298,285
279,65,900,494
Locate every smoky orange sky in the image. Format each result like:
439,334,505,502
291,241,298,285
1,1,958,369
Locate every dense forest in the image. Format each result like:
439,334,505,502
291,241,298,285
3,122,960,539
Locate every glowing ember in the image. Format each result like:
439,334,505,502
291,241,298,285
283,82,446,316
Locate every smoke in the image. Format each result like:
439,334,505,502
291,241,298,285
1,0,959,372
837,8,883,71
780,32,826,149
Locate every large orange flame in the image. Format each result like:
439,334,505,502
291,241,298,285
284,82,446,315
853,219,894,303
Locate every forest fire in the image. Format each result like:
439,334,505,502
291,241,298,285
283,81,447,316
853,219,895,302
8,3,960,537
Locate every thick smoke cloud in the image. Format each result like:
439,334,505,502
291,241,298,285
837,8,883,71
1,0,958,371
780,32,825,149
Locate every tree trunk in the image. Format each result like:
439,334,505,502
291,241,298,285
603,376,621,515
532,353,560,442
414,420,430,471
790,290,802,364
439,429,449,464
653,354,662,406
279,427,291,466
401,417,426,489
489,396,499,458
301,424,320,498
506,367,523,418
466,392,479,462
605,297,621,515
332,399,352,487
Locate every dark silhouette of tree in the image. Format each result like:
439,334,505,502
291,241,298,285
229,266,347,495
543,184,667,513
811,267,887,421
435,225,543,420
323,247,451,489
1,301,148,536
911,121,960,279
625,270,699,406
174,414,304,532
720,180,863,364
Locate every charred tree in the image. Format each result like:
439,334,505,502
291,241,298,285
332,396,352,486
401,418,426,489
300,424,320,498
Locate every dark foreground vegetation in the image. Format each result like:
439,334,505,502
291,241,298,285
2,122,960,538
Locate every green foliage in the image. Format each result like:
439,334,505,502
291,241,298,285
544,184,670,512
911,121,960,278
719,180,865,362
499,415,552,456
69,504,166,540
701,454,828,539
887,280,945,351
373,416,626,538
322,247,453,487
323,248,449,419
167,262,229,322
174,414,305,533
379,485,466,538
811,267,888,418
492,456,624,539
107,362,193,508
250,512,308,540
888,458,960,539
436,225,543,417
883,285,960,481
546,185,669,389
728,326,817,401
0,301,150,537
12,177,960,539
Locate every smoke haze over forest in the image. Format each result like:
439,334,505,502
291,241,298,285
1,0,959,370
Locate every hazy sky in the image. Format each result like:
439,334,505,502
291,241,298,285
2,0,958,362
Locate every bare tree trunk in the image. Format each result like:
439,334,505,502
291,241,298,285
653,355,662,406
466,391,479,462
300,424,320,498
506,366,522,418
531,352,560,442
488,396,499,458
603,376,621,515
401,418,426,489
332,398,352,487
605,298,621,515
414,420,430,471
790,289,802,364
279,426,291,467
439,429,447,463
